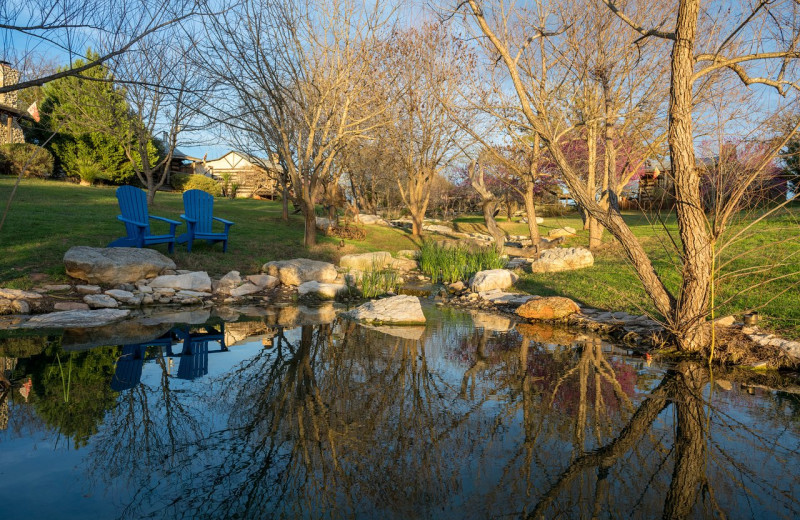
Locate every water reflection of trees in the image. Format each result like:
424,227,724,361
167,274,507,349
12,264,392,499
71,318,800,519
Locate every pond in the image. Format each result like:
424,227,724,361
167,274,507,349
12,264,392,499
0,303,799,519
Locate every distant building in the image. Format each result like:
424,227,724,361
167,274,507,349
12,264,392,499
172,150,281,199
0,62,29,145
637,148,787,209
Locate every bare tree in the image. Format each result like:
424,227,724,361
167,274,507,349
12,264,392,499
0,0,207,94
376,22,473,237
108,34,207,204
459,0,800,352
204,0,394,247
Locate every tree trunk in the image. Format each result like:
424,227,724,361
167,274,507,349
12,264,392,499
281,185,290,221
523,180,540,247
410,205,424,237
669,0,711,351
586,122,604,248
482,198,505,252
146,178,157,205
300,195,317,247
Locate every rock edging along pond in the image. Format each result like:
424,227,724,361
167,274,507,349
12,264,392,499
0,247,797,369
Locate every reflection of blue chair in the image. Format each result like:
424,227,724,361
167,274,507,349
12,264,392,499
111,344,147,391
108,186,182,254
177,189,235,252
171,326,227,381
110,335,174,391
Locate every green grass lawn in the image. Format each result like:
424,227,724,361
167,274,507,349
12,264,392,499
2,178,799,338
0,178,420,286
455,208,800,339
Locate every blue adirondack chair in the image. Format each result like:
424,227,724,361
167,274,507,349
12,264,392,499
108,186,182,254
177,189,235,252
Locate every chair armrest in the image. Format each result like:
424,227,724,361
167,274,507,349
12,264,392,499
150,215,183,226
213,217,235,226
117,216,147,228
180,214,198,223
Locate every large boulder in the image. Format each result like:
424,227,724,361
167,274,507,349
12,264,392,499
356,214,390,226
262,258,338,286
23,308,130,329
339,251,393,271
529,247,594,273
516,296,580,320
148,271,212,292
64,246,176,285
345,295,426,325
470,269,519,293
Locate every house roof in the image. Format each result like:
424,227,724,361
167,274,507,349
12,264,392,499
207,150,281,171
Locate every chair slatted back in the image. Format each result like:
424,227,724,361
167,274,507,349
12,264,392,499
116,186,150,237
183,189,215,234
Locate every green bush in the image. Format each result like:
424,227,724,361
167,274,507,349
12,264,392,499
170,173,190,191
0,143,55,178
176,174,222,197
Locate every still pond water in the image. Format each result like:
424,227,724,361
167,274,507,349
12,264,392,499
0,304,799,519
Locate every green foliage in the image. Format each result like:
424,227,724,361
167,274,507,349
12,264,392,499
18,339,120,449
182,174,222,197
30,50,144,184
170,172,190,191
0,143,54,178
418,240,505,284
359,261,399,298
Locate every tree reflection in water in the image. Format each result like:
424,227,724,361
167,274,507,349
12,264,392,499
69,315,800,519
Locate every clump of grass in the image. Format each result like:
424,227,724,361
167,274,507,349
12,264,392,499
418,240,505,284
358,259,400,298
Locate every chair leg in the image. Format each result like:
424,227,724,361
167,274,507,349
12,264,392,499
186,238,193,253
168,241,175,254
222,239,228,253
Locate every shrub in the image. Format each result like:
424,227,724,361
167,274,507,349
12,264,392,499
0,143,54,178
179,174,222,197
418,240,505,284
170,173,189,191
71,156,107,185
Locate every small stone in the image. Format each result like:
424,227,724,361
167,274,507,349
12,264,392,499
246,274,279,289
76,285,102,295
137,284,153,294
54,302,90,311
175,290,212,298
149,272,212,292
142,294,154,305
83,294,119,309
105,289,136,301
297,281,348,300
713,315,736,327
0,288,43,300
448,281,465,292
42,284,71,292
230,283,262,298
12,300,30,314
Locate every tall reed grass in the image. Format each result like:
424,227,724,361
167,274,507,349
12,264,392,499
417,240,505,284
358,260,400,298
